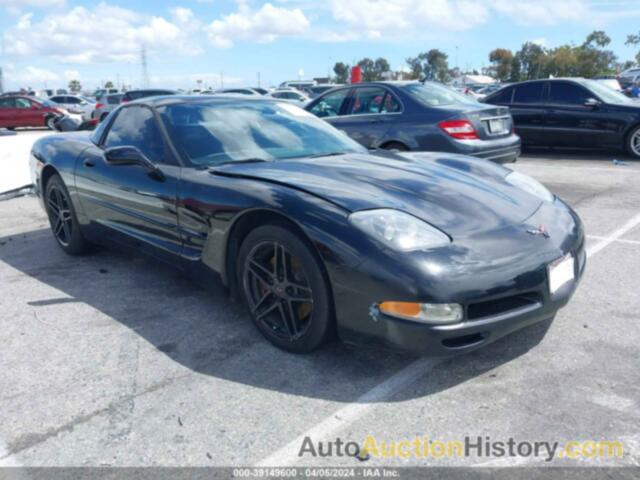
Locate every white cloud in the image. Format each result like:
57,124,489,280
149,72,244,89
206,3,310,48
0,0,64,6
490,0,591,25
329,0,489,34
9,66,60,86
63,69,80,81
2,2,202,64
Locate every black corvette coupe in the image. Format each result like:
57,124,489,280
30,96,585,355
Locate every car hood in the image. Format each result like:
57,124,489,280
211,152,543,237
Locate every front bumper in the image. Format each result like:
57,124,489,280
330,201,585,356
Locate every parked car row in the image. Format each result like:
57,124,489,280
5,76,639,160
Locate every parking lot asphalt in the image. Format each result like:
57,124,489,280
0,144,639,470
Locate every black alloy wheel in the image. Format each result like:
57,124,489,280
45,175,90,255
238,225,332,353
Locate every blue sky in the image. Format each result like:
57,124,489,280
1,0,640,91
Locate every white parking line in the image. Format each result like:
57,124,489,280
586,212,640,257
257,211,640,468
587,235,640,246
257,358,442,467
515,164,640,174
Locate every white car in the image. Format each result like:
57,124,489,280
268,89,310,105
618,68,640,89
48,94,96,121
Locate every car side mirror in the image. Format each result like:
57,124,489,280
104,146,165,181
584,98,601,109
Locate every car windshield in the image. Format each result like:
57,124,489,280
404,82,478,107
159,100,366,166
582,79,635,105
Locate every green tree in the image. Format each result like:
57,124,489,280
373,57,390,79
583,30,611,48
509,56,522,82
68,79,82,94
405,49,450,82
488,48,514,82
626,31,640,64
515,42,546,80
357,58,377,81
333,62,350,83
104,81,115,89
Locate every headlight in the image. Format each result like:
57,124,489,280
349,209,450,251
505,171,554,202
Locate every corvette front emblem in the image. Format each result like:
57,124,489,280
526,225,550,238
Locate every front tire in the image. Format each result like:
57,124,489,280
237,225,333,353
627,125,640,159
45,115,57,130
44,175,91,255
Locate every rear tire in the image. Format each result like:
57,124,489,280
44,175,91,255
627,125,640,159
381,141,409,152
236,224,333,353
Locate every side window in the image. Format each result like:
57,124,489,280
513,83,544,104
308,89,349,118
104,107,167,164
0,98,15,108
66,96,80,104
16,98,32,109
380,92,401,113
49,96,63,103
348,87,386,115
548,82,591,105
487,87,513,105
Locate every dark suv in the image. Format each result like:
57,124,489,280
305,81,520,163
483,78,640,158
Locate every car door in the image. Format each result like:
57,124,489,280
306,88,352,132
74,105,183,264
0,97,16,127
544,81,614,148
335,86,400,148
508,82,546,145
49,95,68,112
15,97,40,127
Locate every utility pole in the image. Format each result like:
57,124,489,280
140,45,150,88
257,72,261,88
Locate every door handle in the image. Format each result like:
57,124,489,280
83,159,95,167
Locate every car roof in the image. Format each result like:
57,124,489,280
130,94,277,108
126,89,176,94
